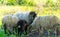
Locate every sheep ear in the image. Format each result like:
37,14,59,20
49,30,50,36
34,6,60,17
18,25,21,28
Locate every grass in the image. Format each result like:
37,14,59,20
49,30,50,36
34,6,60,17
0,28,5,37
0,6,60,37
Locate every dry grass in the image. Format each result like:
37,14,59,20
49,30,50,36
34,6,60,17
0,6,60,25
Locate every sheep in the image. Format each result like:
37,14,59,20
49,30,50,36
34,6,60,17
14,11,36,25
31,16,59,29
13,11,37,34
30,16,59,37
2,15,19,35
2,14,28,36
15,20,27,36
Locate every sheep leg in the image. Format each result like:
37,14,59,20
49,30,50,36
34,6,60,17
25,25,27,35
4,24,7,34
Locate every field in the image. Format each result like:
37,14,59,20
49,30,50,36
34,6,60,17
0,6,60,37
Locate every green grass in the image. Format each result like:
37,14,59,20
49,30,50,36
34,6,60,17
0,26,60,37
0,28,26,37
0,28,5,37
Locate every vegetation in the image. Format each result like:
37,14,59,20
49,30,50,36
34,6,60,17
0,0,60,37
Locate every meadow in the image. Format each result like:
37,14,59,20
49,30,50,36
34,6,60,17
0,6,60,37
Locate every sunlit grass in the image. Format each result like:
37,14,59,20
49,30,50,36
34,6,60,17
0,6,60,27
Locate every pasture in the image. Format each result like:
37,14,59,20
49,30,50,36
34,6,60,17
0,6,60,37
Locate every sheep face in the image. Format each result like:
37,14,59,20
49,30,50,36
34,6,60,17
29,11,37,24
